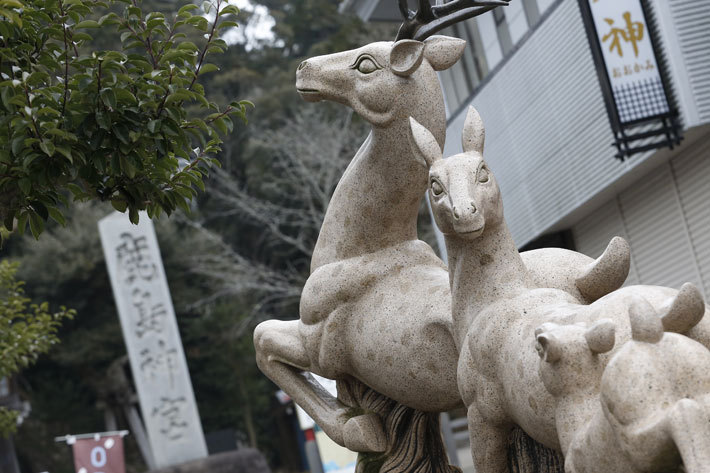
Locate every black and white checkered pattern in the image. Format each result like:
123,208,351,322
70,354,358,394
613,77,670,123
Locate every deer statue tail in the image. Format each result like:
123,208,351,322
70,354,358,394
660,282,706,334
665,398,710,473
575,236,630,303
337,378,461,473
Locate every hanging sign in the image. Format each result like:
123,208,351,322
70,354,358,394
98,212,208,467
72,435,126,473
588,0,668,123
578,0,681,159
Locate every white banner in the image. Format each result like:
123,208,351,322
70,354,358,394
588,0,669,123
98,212,208,467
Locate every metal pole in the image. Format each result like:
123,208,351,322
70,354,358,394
304,428,324,473
440,412,461,467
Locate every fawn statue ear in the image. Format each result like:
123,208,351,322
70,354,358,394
585,319,616,354
423,35,466,71
536,333,562,363
408,117,443,168
629,296,664,343
462,106,485,155
390,40,425,76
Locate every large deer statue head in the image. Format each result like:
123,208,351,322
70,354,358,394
296,0,508,138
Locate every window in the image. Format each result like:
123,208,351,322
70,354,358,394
439,20,490,112
493,7,513,55
522,0,541,27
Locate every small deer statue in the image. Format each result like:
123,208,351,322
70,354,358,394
254,2,636,469
408,106,710,473
536,291,710,473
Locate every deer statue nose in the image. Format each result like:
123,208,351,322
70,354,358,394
453,206,460,220
298,60,309,71
470,201,477,213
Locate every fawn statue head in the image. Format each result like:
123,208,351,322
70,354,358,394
409,106,503,239
296,36,465,128
535,319,616,397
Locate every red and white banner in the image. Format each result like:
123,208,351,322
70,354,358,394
72,435,126,473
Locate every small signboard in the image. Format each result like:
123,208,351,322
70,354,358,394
98,212,208,467
578,0,681,159
72,435,126,473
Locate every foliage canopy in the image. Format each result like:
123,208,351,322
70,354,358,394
0,0,251,238
0,260,74,436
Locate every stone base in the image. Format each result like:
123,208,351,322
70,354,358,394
148,449,271,473
507,428,563,473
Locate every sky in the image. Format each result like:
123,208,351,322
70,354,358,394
224,0,278,48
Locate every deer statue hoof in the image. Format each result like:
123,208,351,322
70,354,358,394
343,413,387,453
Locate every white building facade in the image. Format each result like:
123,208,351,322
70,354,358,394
344,0,710,301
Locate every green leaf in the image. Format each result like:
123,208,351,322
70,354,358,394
220,5,239,15
16,212,27,235
198,63,219,75
55,146,73,163
100,88,117,109
28,211,44,239
147,119,161,133
217,21,239,30
47,207,66,226
178,3,199,15
65,183,84,198
31,201,48,220
18,178,30,195
128,207,139,224
111,199,127,212
39,140,55,157
75,20,100,28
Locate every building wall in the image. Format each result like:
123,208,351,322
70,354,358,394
573,136,710,300
441,0,710,249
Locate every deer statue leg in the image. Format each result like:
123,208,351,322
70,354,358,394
665,398,710,473
467,404,511,473
254,319,386,452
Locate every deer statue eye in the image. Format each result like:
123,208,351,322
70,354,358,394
357,57,378,74
431,179,444,196
478,167,490,183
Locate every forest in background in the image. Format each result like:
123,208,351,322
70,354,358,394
0,0,430,472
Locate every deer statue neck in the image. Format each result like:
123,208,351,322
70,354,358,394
311,110,445,271
303,38,453,272
446,220,530,337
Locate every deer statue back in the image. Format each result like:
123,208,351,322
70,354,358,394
254,2,635,470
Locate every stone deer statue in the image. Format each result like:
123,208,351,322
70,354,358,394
408,106,710,473
536,292,710,473
253,3,632,469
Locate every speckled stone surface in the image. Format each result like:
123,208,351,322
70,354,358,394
255,40,633,463
411,106,710,473
537,296,710,473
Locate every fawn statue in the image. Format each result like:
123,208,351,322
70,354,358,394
536,294,710,473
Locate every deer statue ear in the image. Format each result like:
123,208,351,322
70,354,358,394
390,40,425,76
462,106,485,154
536,333,562,363
408,117,443,168
423,35,466,71
585,319,616,354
